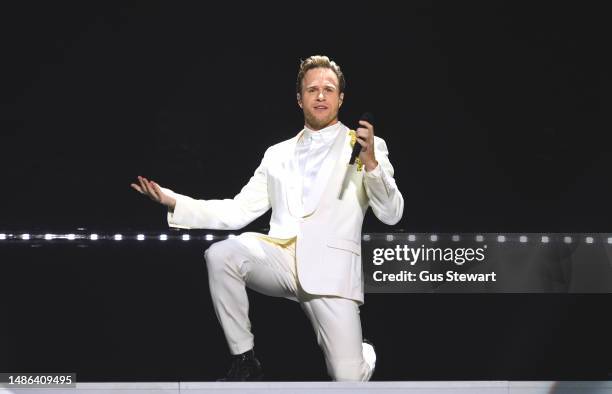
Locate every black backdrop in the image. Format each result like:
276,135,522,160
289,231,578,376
1,1,611,381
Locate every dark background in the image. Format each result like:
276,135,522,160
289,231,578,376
1,1,610,381
2,1,611,232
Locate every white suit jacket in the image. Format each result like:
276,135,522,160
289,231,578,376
161,123,403,303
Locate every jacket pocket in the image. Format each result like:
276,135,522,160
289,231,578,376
326,238,361,256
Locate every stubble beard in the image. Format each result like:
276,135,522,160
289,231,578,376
304,109,338,131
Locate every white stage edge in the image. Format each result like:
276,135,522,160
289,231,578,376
1,381,611,394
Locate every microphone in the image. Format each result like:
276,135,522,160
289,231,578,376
349,112,374,165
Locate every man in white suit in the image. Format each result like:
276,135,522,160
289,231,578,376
131,55,404,381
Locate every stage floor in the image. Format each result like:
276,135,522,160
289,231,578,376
1,381,611,394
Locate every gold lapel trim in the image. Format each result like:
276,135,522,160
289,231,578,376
348,130,363,171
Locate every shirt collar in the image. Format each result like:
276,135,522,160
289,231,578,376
302,121,343,142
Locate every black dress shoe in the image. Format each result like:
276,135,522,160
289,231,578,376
217,348,263,381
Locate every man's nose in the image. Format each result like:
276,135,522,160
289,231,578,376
317,91,325,100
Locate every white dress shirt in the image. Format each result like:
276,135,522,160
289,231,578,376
295,122,342,204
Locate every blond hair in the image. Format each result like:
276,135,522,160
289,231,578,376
296,55,345,95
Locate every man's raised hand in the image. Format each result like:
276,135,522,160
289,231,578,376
355,120,378,172
130,176,176,211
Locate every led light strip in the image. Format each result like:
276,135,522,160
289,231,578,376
365,233,612,245
0,233,610,244
0,232,219,242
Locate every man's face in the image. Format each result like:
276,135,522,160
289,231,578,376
297,67,344,131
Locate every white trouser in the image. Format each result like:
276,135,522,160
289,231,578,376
204,232,372,381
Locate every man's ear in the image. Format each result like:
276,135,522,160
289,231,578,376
297,93,303,108
339,92,344,107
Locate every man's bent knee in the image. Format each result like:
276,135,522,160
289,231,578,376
205,239,239,275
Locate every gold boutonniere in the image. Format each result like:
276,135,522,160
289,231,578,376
348,130,363,171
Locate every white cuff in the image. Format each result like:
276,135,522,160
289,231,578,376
364,162,382,178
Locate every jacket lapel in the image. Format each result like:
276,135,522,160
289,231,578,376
285,130,305,218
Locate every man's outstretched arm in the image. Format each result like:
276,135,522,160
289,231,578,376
131,150,272,230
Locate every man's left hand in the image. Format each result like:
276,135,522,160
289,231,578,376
356,120,378,172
